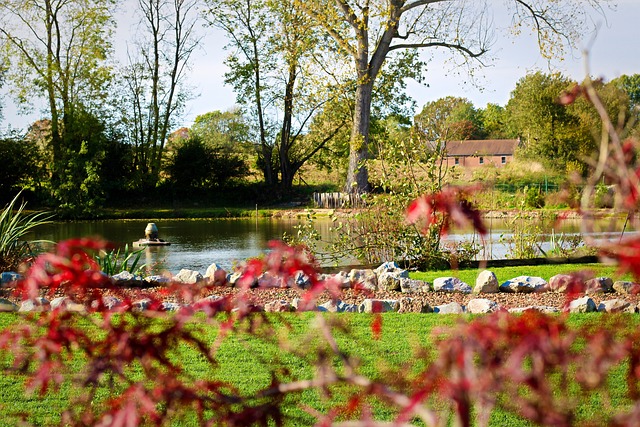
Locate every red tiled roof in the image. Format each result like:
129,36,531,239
445,139,519,157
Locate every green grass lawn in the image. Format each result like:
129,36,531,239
0,312,638,426
410,263,632,285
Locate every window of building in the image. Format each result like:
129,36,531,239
479,157,484,165
454,158,459,165
501,156,506,164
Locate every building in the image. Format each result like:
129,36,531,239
444,139,520,169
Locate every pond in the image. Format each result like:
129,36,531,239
26,215,637,275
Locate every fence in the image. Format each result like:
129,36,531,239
312,192,365,209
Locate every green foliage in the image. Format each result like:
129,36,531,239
0,133,42,202
0,192,52,271
165,134,248,191
499,212,547,259
94,244,146,276
524,186,545,208
414,96,483,142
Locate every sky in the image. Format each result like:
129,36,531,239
1,0,639,131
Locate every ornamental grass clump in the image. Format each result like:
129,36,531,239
0,192,52,271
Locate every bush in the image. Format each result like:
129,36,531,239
165,135,248,191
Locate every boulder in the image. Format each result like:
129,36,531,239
0,298,18,312
612,281,640,295
348,269,378,291
291,298,317,312
226,271,243,287
144,275,171,285
585,277,614,294
433,277,471,294
399,278,430,293
111,271,144,286
50,297,85,312
264,300,295,312
374,261,405,276
508,306,560,314
466,298,500,314
358,299,398,313
433,302,465,314
548,274,582,293
567,296,597,313
318,300,358,313
204,263,227,285
293,271,311,289
0,272,22,287
378,271,402,292
500,276,547,293
397,297,432,313
161,302,182,312
18,297,50,312
473,270,499,293
323,271,351,289
174,269,204,285
598,299,636,313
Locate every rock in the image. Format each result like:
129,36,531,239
50,297,85,312
226,271,243,287
358,299,398,313
397,297,432,313
257,272,285,288
318,300,358,313
585,277,613,294
374,261,407,277
548,274,582,293
161,302,181,312
0,298,18,312
500,276,547,293
323,271,351,289
433,302,465,314
204,263,227,285
598,299,636,313
567,296,597,313
612,281,640,295
508,306,560,314
133,299,152,311
433,277,471,293
348,269,378,291
264,300,295,312
378,271,402,292
466,298,500,314
399,278,430,293
291,298,317,312
174,269,204,285
293,271,311,289
111,271,144,286
18,297,50,312
144,275,171,285
473,270,499,293
1,272,22,287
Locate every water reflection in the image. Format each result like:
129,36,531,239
26,216,637,275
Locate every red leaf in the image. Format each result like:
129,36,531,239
371,313,382,340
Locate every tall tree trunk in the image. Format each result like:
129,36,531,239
345,81,373,194
279,62,296,193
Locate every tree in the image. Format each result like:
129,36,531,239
206,0,349,193
0,0,116,191
479,103,510,140
414,97,482,143
190,108,252,153
297,0,609,193
505,71,582,170
0,133,42,202
119,0,201,190
165,133,247,192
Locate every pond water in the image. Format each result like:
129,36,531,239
26,216,637,275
